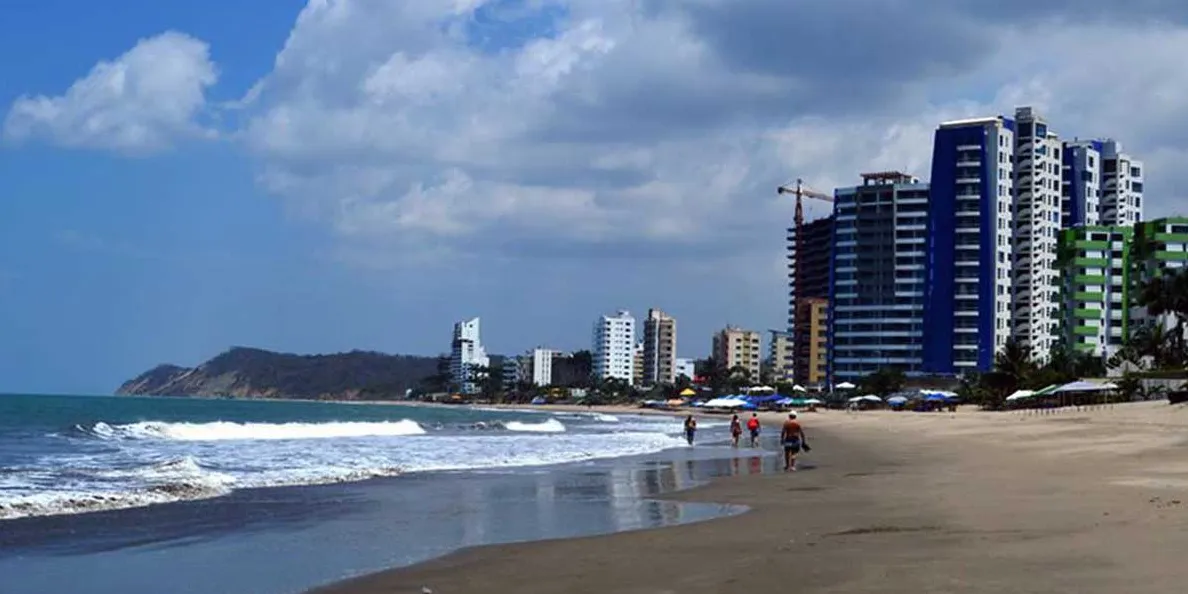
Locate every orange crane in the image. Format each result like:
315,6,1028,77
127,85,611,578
777,179,833,383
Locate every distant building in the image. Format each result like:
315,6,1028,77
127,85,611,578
767,330,794,382
1100,141,1144,228
1132,218,1188,328
712,326,761,383
593,310,635,384
642,308,678,386
1057,226,1132,358
530,348,561,386
1062,139,1104,227
501,357,523,390
674,357,695,381
794,298,828,386
632,342,644,386
450,317,489,394
551,353,592,387
830,172,930,382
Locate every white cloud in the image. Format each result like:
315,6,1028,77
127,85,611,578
3,31,218,154
11,1,1188,269
229,0,1188,270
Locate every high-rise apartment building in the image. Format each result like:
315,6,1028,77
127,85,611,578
712,326,762,382
592,310,635,383
830,172,929,382
1100,140,1145,227
642,308,677,386
1011,107,1062,361
925,117,1014,374
674,358,696,381
450,317,490,394
1062,140,1104,227
1057,226,1132,357
1132,218,1188,328
767,330,794,382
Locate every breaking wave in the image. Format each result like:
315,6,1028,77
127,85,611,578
79,419,427,441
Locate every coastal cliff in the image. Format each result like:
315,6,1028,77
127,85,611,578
116,347,445,400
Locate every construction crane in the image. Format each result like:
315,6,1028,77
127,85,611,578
777,179,833,385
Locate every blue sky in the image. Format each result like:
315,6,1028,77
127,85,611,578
3,0,1188,394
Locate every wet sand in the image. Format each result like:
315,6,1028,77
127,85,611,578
314,401,1188,594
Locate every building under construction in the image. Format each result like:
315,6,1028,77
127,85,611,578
786,214,834,387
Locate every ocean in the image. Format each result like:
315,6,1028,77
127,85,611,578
0,394,766,594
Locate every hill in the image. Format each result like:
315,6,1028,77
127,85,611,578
116,346,447,400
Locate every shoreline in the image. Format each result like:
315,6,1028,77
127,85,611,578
313,401,1188,594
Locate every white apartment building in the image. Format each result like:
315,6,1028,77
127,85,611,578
1011,107,1061,362
924,116,1014,374
450,317,489,394
674,357,696,381
531,348,561,386
593,310,635,383
1100,140,1144,227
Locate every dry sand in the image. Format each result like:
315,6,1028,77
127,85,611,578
313,401,1188,594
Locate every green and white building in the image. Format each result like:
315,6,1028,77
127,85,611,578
1132,218,1188,327
1056,226,1132,357
1058,218,1188,357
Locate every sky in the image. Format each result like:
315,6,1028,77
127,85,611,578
4,0,1188,394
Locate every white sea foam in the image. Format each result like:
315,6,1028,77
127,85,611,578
87,419,427,441
3,410,699,521
503,419,566,433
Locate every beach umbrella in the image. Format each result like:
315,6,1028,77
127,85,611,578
1005,389,1034,402
886,396,909,405
792,385,807,392
859,395,883,402
804,398,823,405
836,382,857,390
679,388,696,397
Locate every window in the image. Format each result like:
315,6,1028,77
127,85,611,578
1131,166,1142,177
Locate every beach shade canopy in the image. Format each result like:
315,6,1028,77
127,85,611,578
702,397,748,408
804,398,824,405
530,396,547,405
679,388,696,396
1005,389,1035,402
848,394,883,403
1055,380,1119,393
886,395,909,404
792,385,807,392
665,398,686,407
1033,384,1061,397
835,382,857,390
750,385,776,393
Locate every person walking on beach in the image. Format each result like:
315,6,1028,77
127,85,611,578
729,414,742,447
780,413,809,471
746,413,761,447
683,415,697,446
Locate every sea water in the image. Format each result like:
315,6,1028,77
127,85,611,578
0,394,720,520
0,394,762,594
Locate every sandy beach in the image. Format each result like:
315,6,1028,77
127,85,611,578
313,401,1188,593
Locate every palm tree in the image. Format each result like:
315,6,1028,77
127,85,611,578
993,337,1035,387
